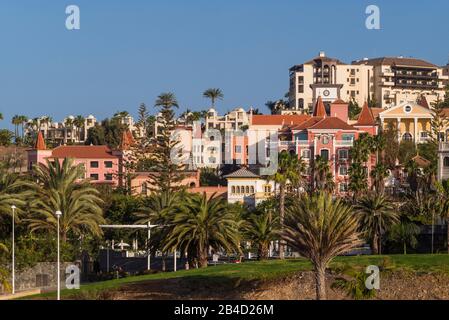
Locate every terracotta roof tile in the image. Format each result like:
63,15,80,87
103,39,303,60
313,96,327,117
417,96,430,109
34,131,46,150
49,145,117,159
309,117,356,130
251,114,310,126
356,102,376,126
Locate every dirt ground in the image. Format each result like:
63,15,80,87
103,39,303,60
107,271,449,300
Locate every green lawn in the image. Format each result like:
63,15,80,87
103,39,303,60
28,254,449,299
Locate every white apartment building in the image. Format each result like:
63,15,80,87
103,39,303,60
354,57,448,109
205,107,251,131
289,52,448,112
25,115,97,145
289,51,373,112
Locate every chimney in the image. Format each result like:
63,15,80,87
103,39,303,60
330,100,349,123
319,51,325,58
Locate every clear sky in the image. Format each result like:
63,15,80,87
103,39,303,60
0,0,448,129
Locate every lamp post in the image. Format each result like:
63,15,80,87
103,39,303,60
55,210,62,301
11,205,16,295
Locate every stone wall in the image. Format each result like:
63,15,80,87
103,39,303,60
0,261,79,294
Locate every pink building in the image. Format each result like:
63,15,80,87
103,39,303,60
278,97,378,193
28,131,122,186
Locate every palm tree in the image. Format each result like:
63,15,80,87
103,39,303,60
269,152,302,259
203,88,223,108
370,163,389,194
244,210,279,260
74,115,85,142
356,193,399,254
311,155,333,192
283,192,362,300
11,115,21,143
163,193,241,268
135,191,180,271
388,222,420,254
27,158,105,242
436,179,449,253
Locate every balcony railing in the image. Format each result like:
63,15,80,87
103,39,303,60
439,143,449,152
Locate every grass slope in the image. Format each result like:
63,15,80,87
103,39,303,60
29,254,449,299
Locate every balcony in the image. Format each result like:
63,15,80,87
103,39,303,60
439,143,449,152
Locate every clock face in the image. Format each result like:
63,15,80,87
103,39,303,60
323,90,330,97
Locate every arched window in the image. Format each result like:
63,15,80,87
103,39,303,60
402,132,413,141
444,157,449,167
245,186,250,194
236,186,241,194
264,185,272,194
250,186,255,194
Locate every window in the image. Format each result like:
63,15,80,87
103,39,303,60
321,136,329,145
235,146,242,153
298,76,304,84
236,186,241,194
342,133,355,141
338,149,349,159
320,149,329,161
264,185,272,194
298,98,304,108
141,183,148,195
90,161,99,168
245,186,250,194
420,132,428,140
404,105,412,113
444,157,449,167
339,183,348,192
402,132,413,141
250,186,255,193
339,165,348,176
298,85,304,93
104,174,113,181
301,149,311,159
232,186,236,194
90,174,99,180
104,161,113,168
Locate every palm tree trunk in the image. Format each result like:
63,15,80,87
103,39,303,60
314,265,327,300
258,242,269,260
198,247,208,268
279,184,286,260
371,234,379,255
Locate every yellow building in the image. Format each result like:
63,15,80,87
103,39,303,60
378,101,434,143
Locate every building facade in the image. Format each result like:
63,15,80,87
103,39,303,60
354,57,448,109
289,52,448,112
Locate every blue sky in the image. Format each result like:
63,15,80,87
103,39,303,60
0,0,448,129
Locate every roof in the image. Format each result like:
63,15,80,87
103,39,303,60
332,99,347,104
291,117,323,130
313,96,327,117
49,145,117,159
411,155,431,167
223,167,260,179
251,114,310,126
353,57,438,68
356,102,376,126
417,95,430,109
370,108,384,119
35,131,46,150
308,117,356,130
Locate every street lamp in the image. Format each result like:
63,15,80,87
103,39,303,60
55,210,62,301
11,205,16,295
